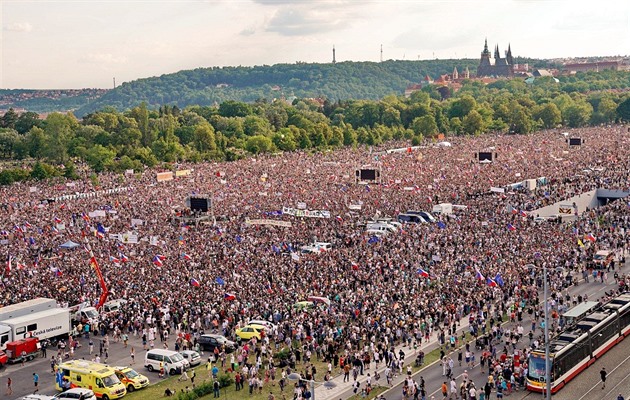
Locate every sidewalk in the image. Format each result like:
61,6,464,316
316,309,475,400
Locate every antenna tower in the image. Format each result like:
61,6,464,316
380,44,383,62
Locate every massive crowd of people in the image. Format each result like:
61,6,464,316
2,125,630,400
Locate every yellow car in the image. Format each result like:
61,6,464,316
235,324,265,341
113,367,150,393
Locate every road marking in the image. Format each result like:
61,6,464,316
428,364,478,397
576,351,630,400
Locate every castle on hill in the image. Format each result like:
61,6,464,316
477,38,514,77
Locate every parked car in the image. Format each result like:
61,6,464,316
54,389,97,400
198,334,236,353
179,350,201,367
247,320,277,332
235,325,265,341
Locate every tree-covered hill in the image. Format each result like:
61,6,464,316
74,59,497,116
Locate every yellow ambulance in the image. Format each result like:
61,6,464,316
56,360,127,400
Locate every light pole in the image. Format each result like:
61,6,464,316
543,262,551,400
287,372,337,400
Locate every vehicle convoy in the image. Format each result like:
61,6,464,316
4,337,40,364
56,360,127,400
0,308,71,350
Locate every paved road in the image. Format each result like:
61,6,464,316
376,262,629,400
0,331,157,399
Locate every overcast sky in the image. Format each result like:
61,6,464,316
1,0,629,89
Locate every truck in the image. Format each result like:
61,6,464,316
70,304,100,326
0,308,71,350
432,203,453,215
0,298,58,321
4,337,39,364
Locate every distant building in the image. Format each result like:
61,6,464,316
477,39,514,77
562,61,619,73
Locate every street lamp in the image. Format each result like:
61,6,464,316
543,262,551,400
287,372,337,400
527,260,551,400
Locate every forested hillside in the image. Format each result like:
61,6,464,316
0,68,628,186
74,59,508,116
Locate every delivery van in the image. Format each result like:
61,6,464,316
144,349,188,375
56,360,126,400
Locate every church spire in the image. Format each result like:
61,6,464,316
506,43,513,65
482,38,490,56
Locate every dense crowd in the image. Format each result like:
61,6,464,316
2,125,630,400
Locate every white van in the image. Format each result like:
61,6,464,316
366,222,397,233
144,349,189,375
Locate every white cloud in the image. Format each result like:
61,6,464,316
79,53,127,65
4,22,33,32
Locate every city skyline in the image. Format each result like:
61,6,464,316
1,0,629,89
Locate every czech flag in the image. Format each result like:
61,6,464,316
190,278,201,287
155,254,166,260
475,268,485,281
511,208,518,215
120,254,129,262
486,277,498,287
584,233,597,242
109,256,120,264
224,293,236,301
417,267,429,278
152,256,163,266
519,210,528,217
54,217,62,224
182,253,192,261
335,215,343,222
507,223,516,231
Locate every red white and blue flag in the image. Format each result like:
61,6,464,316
507,223,516,231
486,277,498,287
109,256,120,264
417,267,429,278
475,268,485,281
584,233,597,242
120,254,129,262
190,278,201,287
152,256,163,266
224,293,236,301
182,253,192,261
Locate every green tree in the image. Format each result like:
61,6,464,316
462,110,484,135
42,113,78,164
245,135,274,154
0,129,21,158
272,129,297,151
0,108,19,129
564,102,593,128
193,122,217,152
411,115,438,138
14,111,42,134
532,103,562,129
85,144,116,172
617,97,630,122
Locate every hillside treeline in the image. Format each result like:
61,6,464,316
0,70,629,185
75,58,555,116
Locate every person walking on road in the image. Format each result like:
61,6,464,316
5,377,12,396
32,373,39,393
600,367,607,389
